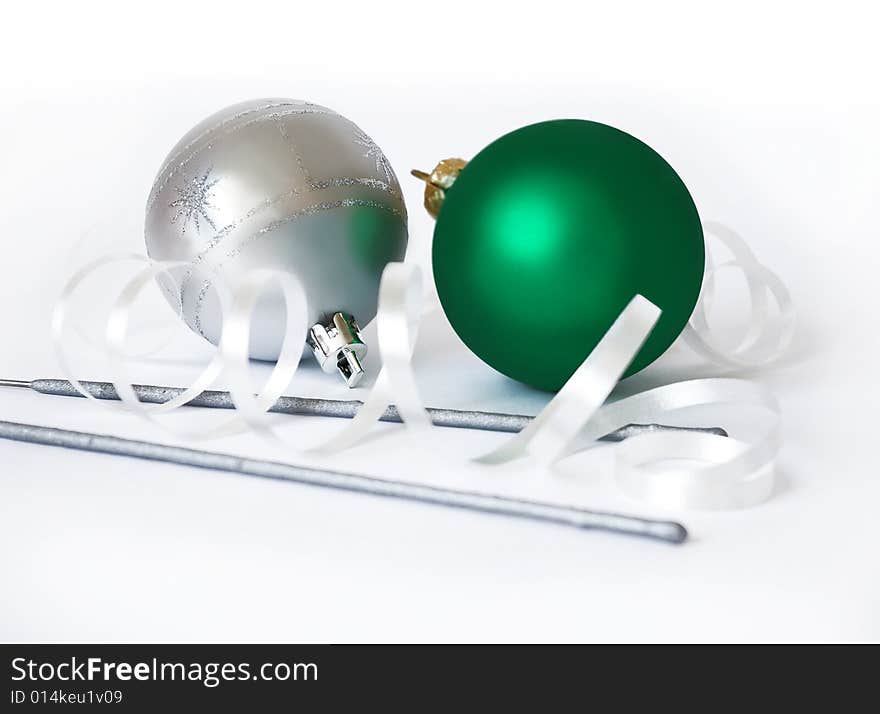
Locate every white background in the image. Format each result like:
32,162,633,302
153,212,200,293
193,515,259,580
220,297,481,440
1,0,877,642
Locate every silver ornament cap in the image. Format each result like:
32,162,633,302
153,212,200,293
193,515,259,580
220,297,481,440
307,312,367,387
144,99,408,387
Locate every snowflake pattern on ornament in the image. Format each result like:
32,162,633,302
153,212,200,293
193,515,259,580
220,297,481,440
352,127,396,184
169,168,220,235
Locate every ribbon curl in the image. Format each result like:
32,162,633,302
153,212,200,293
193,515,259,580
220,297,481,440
52,222,793,511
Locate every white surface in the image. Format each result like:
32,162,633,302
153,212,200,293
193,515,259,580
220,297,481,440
1,0,878,642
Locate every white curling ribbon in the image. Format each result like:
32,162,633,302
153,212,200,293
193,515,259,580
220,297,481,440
309,261,430,453
577,378,780,509
214,268,311,440
612,386,779,509
476,295,661,465
53,220,790,511
215,262,429,451
53,255,429,451
468,220,790,508
683,221,795,368
54,255,301,439
473,296,781,510
54,255,230,432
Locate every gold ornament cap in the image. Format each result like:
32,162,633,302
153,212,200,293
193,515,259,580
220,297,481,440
411,158,468,219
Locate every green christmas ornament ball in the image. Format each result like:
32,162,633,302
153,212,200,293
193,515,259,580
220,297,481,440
424,119,705,391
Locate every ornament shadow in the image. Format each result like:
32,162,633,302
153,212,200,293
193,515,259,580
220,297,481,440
770,467,793,501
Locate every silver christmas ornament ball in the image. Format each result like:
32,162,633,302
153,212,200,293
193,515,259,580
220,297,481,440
144,99,408,386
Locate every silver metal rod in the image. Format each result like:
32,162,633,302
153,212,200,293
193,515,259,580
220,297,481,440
0,419,687,544
4,378,728,442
